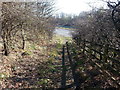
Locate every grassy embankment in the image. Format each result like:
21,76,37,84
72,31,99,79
0,29,73,88
56,26,76,31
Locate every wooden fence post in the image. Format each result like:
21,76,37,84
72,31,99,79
61,45,66,88
100,53,102,60
103,44,109,62
89,41,93,55
83,39,85,55
66,42,80,89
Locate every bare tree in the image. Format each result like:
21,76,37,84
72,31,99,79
1,2,24,55
72,8,119,48
107,1,120,31
0,1,55,56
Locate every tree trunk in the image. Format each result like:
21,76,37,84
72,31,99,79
3,39,9,56
21,29,25,50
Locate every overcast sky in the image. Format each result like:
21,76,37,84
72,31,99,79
0,0,118,15
55,0,107,15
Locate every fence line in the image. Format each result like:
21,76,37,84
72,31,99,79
61,40,120,88
75,39,120,87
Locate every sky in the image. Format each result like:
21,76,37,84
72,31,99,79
55,0,107,15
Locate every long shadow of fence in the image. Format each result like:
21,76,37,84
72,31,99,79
60,40,120,89
60,42,80,89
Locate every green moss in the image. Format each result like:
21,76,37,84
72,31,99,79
52,34,72,44
37,78,52,85
0,73,9,79
21,50,32,56
31,44,36,50
47,65,59,72
48,57,55,63
48,44,61,62
56,43,62,49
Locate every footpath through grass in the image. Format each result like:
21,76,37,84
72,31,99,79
0,28,73,88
